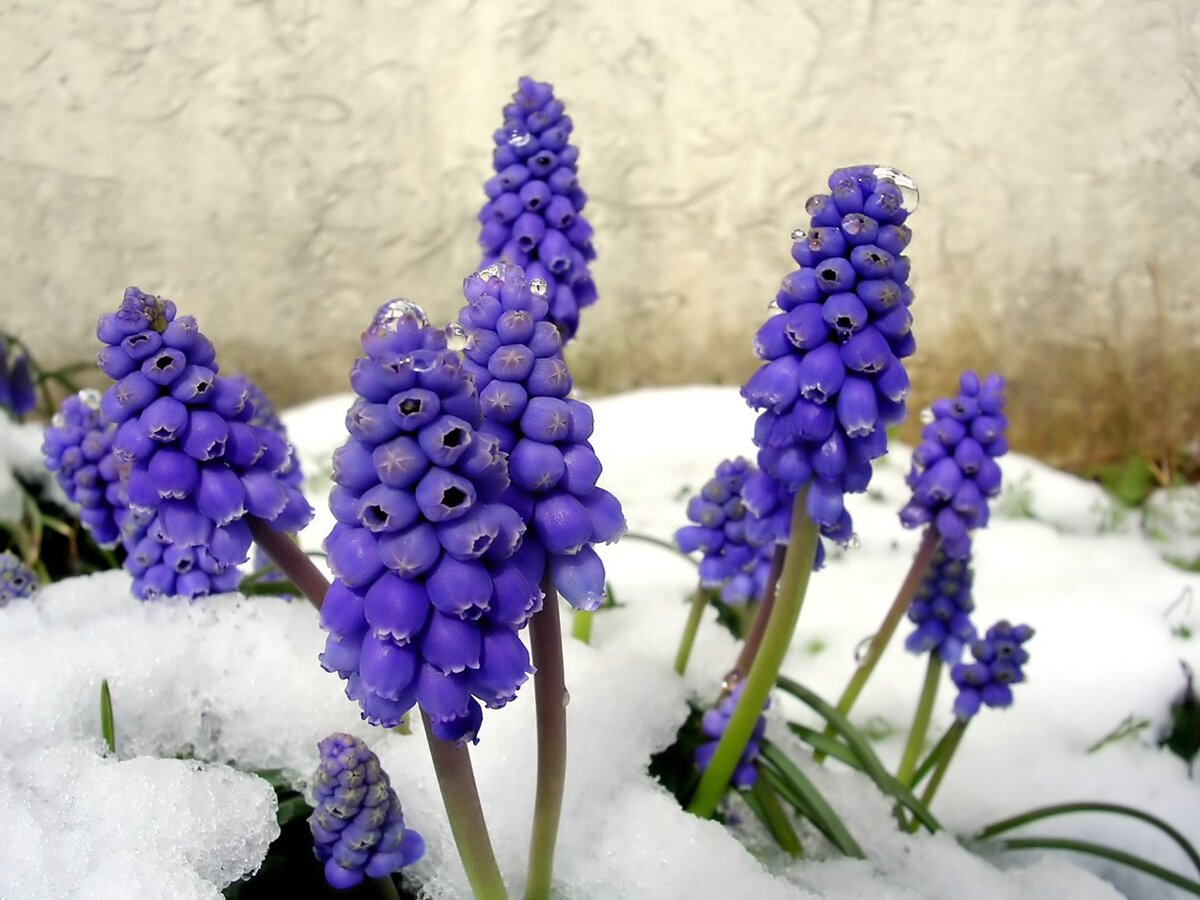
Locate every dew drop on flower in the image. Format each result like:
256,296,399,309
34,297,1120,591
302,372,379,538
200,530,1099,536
790,228,806,242
562,689,571,708
920,407,935,424
872,166,920,212
50,413,65,428
79,388,103,410
849,534,861,550
372,299,430,333
507,130,532,148
721,669,741,694
478,262,508,281
443,323,469,352
766,298,782,313
529,277,548,296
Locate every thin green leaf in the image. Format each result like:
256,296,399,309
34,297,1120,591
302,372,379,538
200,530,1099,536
100,679,116,754
744,776,804,857
275,795,312,827
912,722,956,786
760,741,864,858
978,802,1200,876
787,721,864,772
777,675,941,833
997,836,1200,895
760,763,840,849
252,768,293,792
621,530,699,567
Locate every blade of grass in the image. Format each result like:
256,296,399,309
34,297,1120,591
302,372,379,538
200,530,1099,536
787,722,864,772
759,741,864,858
911,721,955,787
995,836,1200,895
978,802,1200,876
777,675,941,833
100,679,116,754
742,777,805,858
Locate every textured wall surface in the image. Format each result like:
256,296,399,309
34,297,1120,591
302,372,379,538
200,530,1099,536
1,0,1198,467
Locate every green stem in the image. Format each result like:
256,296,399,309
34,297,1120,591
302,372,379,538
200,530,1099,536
731,545,787,684
571,608,594,644
915,719,966,822
995,837,1200,895
896,655,942,787
911,720,956,787
750,774,804,857
525,576,568,900
687,489,819,818
247,519,328,611
421,713,509,900
673,587,710,675
816,528,939,762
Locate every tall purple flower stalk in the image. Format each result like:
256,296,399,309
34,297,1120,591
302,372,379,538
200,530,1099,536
94,288,313,599
319,298,538,743
900,371,1007,559
479,78,597,340
0,338,36,418
310,733,424,889
951,620,1034,720
456,262,625,609
743,166,918,541
43,389,125,547
904,545,976,664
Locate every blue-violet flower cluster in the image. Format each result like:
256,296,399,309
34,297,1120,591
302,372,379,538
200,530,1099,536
675,457,776,605
950,620,1034,720
43,389,125,547
695,685,768,789
0,337,36,417
743,166,918,542
904,545,976,664
899,371,1006,559
95,288,313,598
310,732,425,890
0,550,38,604
457,263,624,610
320,299,538,743
479,77,597,339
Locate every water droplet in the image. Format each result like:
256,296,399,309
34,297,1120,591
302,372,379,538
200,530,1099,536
528,277,548,296
872,166,919,212
562,689,571,707
409,351,436,373
790,228,806,242
477,262,509,282
804,195,826,216
372,299,429,333
50,413,65,428
721,670,742,694
853,634,874,662
443,323,469,352
849,534,861,550
920,407,935,424
79,388,102,409
767,298,782,313
507,130,532,148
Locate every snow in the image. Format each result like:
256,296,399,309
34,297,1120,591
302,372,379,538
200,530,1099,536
1,385,1198,899
0,416,62,520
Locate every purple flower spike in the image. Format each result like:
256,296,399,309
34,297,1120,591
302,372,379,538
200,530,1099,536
4,344,36,417
479,78,597,340
695,684,769,789
950,620,1034,720
744,166,919,544
310,733,424,890
43,389,125,547
457,262,625,611
94,288,313,600
320,299,538,742
904,546,976,664
900,371,1007,559
0,550,39,604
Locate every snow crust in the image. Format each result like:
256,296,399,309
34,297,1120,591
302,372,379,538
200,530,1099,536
1,385,1197,898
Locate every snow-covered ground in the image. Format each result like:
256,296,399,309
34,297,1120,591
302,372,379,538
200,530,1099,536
1,386,1198,899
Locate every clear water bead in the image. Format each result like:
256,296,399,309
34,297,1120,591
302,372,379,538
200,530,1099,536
507,130,532,148
477,262,509,281
920,407,935,424
442,323,469,352
872,166,919,212
79,388,103,409
790,228,806,242
372,299,429,333
529,277,548,296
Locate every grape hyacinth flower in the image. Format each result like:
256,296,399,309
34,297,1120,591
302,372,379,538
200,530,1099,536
743,166,919,542
43,389,125,547
478,77,597,339
456,262,625,610
0,338,36,418
951,620,1034,720
0,550,38,604
310,733,425,890
695,685,769,789
320,298,537,743
95,288,313,598
900,371,1007,559
676,458,776,606
904,546,977,664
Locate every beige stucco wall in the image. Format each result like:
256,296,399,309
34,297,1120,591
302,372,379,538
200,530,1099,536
1,1,1198,467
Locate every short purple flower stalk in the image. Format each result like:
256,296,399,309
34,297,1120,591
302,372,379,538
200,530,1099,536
43,389,125,547
951,620,1034,720
743,166,919,543
456,262,623,900
320,298,537,744
695,685,768,790
0,337,37,418
905,546,977,665
900,371,1007,559
95,288,314,600
479,77,597,340
310,732,425,890
0,550,38,604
